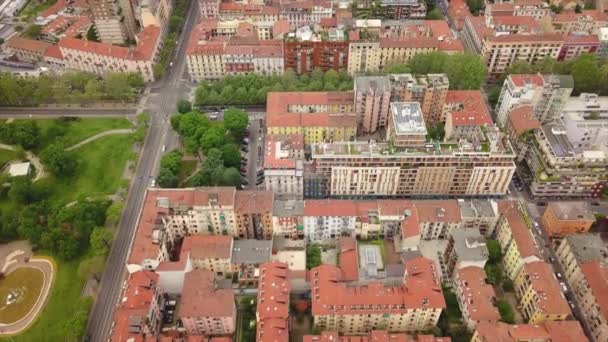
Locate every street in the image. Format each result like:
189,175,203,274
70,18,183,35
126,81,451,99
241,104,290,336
85,0,200,340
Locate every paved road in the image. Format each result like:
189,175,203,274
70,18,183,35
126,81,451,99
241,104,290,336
85,0,200,340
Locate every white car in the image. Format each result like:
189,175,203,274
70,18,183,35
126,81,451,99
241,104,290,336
150,178,156,187
560,282,568,293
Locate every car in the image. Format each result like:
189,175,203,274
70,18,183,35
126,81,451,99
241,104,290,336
556,272,562,279
560,282,568,293
256,178,264,185
591,202,600,206
243,138,250,143
166,300,176,308
549,257,555,263
537,202,547,206
150,178,156,187
241,147,249,152
240,167,247,173
161,145,166,152
568,301,575,309
241,179,249,186
244,131,250,137
534,221,539,227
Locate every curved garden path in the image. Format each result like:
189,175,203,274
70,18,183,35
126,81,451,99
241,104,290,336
65,129,134,151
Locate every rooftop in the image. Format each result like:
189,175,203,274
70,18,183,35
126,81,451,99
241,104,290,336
455,266,500,322
338,237,359,281
474,321,588,342
257,261,290,342
266,91,356,128
522,261,570,317
458,199,498,219
547,201,594,221
355,76,391,92
503,206,539,258
390,102,427,135
579,261,608,323
415,200,462,223
451,228,488,262
445,90,493,127
179,269,235,318
273,199,304,217
231,239,272,264
562,233,608,264
507,105,540,136
540,122,575,158
180,235,233,260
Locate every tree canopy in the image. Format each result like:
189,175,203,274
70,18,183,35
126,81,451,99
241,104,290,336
41,143,78,178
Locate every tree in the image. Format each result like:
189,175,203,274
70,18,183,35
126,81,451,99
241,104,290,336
575,3,582,12
200,126,226,152
157,167,179,188
445,53,487,90
23,25,42,38
160,150,182,174
169,15,184,33
426,8,444,20
408,51,448,75
86,26,99,42
78,255,106,281
0,120,41,149
103,73,133,101
571,54,600,94
177,99,192,114
306,244,322,269
105,202,123,226
497,300,515,323
426,123,445,141
41,143,77,178
90,228,114,256
484,263,502,285
502,279,514,292
223,108,249,137
153,64,166,79
487,239,502,263
8,177,48,204
222,167,241,186
63,296,93,341
126,73,145,89
466,0,484,15
221,144,241,168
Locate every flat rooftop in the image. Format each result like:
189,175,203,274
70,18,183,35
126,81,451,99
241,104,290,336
564,234,608,264
231,239,272,264
355,76,391,92
451,228,488,262
548,201,595,221
390,102,427,135
541,123,576,157
458,199,498,219
273,199,304,217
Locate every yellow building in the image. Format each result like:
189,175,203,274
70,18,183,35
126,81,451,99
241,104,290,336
514,261,571,323
266,92,357,145
495,205,541,280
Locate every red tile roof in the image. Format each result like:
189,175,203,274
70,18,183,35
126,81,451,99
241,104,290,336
521,261,571,317
257,261,290,342
455,266,500,323
563,34,599,45
180,235,233,260
448,0,472,30
63,16,92,37
303,331,450,341
264,137,297,169
266,91,356,128
5,36,52,54
580,261,608,322
179,269,235,318
543,320,589,342
339,237,359,281
414,200,462,223
235,190,273,214
43,44,64,60
311,258,445,316
509,74,544,87
507,105,540,136
503,206,539,258
304,199,358,217
474,321,588,342
41,15,73,35
445,90,493,127
273,20,290,36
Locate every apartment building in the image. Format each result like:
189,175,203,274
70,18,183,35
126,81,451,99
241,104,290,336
311,257,445,333
137,0,172,37
303,200,357,241
444,228,488,277
40,16,92,43
504,105,541,161
90,0,127,44
524,122,607,199
310,132,515,198
386,102,428,148
443,90,493,141
126,188,273,272
485,15,541,35
380,0,426,19
540,202,595,237
110,271,164,341
266,92,357,145
416,200,461,240
458,199,499,237
4,36,52,63
461,16,495,54
304,331,452,341
485,0,551,20
354,76,392,134
230,239,272,285
472,321,588,342
389,74,449,127
495,74,573,126
180,235,233,276
347,21,463,74
495,206,541,280
256,261,290,342
558,34,599,61
283,26,348,75
555,234,608,342
552,10,607,35
234,190,274,239
453,266,500,330
482,34,564,76
279,0,333,29
514,261,571,323
448,0,472,31
561,93,608,148
179,269,236,335
272,200,304,238
264,137,304,200
57,25,161,82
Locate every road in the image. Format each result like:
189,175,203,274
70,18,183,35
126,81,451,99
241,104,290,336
85,0,200,340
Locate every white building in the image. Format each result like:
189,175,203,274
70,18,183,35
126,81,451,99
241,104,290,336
303,200,357,242
562,95,608,149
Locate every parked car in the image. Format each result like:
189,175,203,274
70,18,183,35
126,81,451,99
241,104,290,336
560,282,568,293
241,146,249,152
150,178,156,187
556,272,562,279
240,167,247,173
243,138,250,143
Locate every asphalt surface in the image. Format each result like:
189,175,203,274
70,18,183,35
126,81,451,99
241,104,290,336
85,0,200,340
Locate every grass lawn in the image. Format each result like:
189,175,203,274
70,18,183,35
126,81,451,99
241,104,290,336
0,267,44,324
0,150,17,169
40,134,135,204
1,257,84,342
19,0,56,19
29,118,133,148
178,159,197,185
